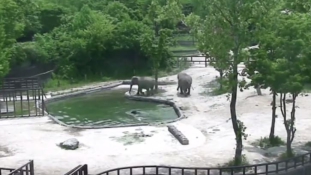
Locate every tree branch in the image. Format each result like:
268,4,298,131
213,4,233,27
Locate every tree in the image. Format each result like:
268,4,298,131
249,11,311,156
0,0,26,79
272,12,311,157
140,0,183,92
186,0,274,165
194,17,231,91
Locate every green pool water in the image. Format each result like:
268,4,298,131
47,88,178,126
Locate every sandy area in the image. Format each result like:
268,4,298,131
1,57,311,175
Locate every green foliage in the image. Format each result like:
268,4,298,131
278,152,296,160
0,0,190,83
305,141,311,147
253,136,285,149
220,154,250,171
186,0,277,164
208,77,230,96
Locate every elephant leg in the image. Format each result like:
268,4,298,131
140,88,145,95
150,87,154,95
187,87,191,95
137,87,142,95
146,89,150,96
180,87,184,94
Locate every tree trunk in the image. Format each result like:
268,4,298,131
256,85,262,95
155,68,158,93
269,91,277,141
280,93,294,157
219,69,223,90
230,56,243,165
286,132,293,157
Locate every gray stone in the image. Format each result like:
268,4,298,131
59,138,79,150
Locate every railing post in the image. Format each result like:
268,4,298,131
30,160,34,175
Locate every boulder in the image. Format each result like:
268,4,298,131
59,138,79,150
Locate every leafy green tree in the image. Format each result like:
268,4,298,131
140,0,183,92
0,0,26,79
249,11,311,156
186,0,275,165
271,12,311,157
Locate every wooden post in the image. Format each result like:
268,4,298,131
205,57,207,67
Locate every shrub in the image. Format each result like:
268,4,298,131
253,136,285,149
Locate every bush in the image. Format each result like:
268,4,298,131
305,141,311,147
219,154,250,172
278,152,296,161
253,136,285,149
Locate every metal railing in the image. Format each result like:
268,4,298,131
0,160,34,175
65,165,88,175
96,152,311,175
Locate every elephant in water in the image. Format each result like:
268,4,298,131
177,72,192,96
129,76,155,96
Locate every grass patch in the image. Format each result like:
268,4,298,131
174,34,194,41
1,101,38,117
278,152,296,161
43,76,113,92
305,141,311,147
219,155,250,172
252,136,285,149
169,45,197,51
200,77,230,96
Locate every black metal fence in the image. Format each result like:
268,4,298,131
96,152,311,175
65,165,88,175
0,160,34,175
0,77,45,118
0,152,311,175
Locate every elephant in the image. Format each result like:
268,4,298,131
177,72,192,95
129,76,156,96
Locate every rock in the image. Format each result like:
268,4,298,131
59,138,79,150
131,110,140,115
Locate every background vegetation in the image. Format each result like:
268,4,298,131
0,0,198,90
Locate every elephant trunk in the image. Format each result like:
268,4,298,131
129,83,133,94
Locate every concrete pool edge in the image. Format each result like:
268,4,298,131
39,82,184,129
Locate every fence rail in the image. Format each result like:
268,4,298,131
0,160,34,175
96,152,311,175
0,77,45,118
65,164,88,175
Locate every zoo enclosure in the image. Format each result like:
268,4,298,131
0,77,45,118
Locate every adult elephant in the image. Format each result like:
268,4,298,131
177,72,192,95
129,76,155,96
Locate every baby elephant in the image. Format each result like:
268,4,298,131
177,72,192,96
